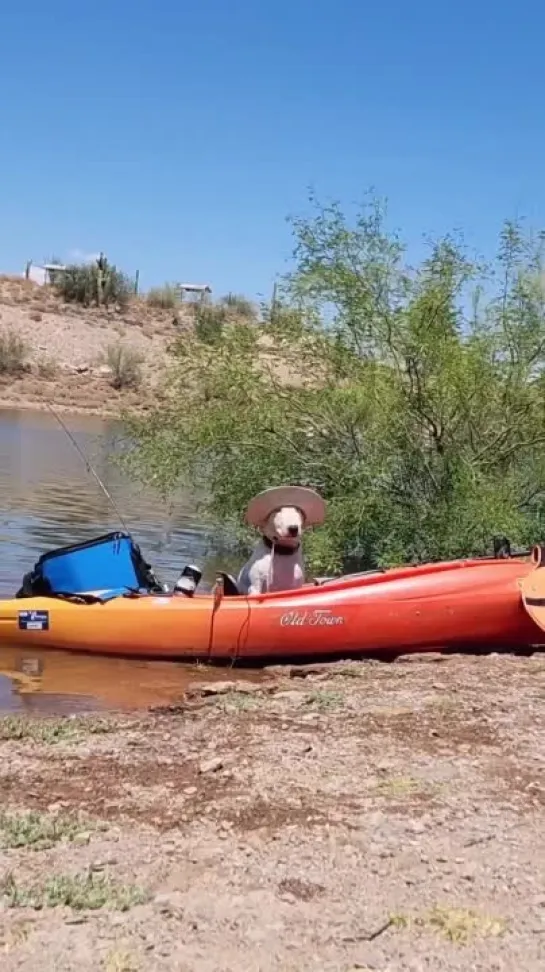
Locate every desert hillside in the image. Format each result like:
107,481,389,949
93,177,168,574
0,275,194,416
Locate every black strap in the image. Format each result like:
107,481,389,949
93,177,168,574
262,536,301,556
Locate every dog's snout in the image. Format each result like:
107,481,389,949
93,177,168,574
288,525,299,537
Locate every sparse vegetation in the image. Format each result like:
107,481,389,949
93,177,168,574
104,343,143,390
0,811,90,850
389,906,507,942
194,302,227,344
373,775,428,798
0,871,149,911
0,920,32,953
35,357,59,380
221,292,256,319
421,906,507,943
218,691,262,712
104,948,141,972
306,689,344,710
0,715,112,744
146,284,179,309
54,254,132,309
0,329,28,375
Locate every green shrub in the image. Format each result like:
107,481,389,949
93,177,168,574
194,303,227,345
0,330,28,375
221,292,256,319
146,284,179,309
55,255,131,308
123,196,545,574
104,343,143,390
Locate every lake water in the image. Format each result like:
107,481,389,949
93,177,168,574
0,407,249,714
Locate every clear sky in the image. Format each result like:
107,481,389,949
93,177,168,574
1,1,544,301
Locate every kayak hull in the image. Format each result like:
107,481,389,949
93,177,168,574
0,557,543,660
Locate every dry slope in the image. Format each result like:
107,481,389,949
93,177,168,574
0,276,191,416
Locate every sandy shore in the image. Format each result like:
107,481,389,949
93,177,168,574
0,652,543,970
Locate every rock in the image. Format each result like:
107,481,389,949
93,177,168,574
183,786,197,795
189,680,264,697
274,690,307,705
199,756,224,774
94,364,112,378
406,820,426,835
154,892,185,917
72,831,92,846
75,364,90,374
279,891,297,904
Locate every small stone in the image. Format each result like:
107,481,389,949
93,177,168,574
279,892,297,904
406,820,426,835
154,892,184,917
72,831,91,846
274,690,307,704
183,786,198,795
199,756,224,774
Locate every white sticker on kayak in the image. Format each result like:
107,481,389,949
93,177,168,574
18,610,50,632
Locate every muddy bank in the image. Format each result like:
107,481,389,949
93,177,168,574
0,653,543,971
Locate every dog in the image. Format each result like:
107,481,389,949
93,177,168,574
237,486,326,596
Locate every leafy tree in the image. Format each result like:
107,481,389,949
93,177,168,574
122,193,545,574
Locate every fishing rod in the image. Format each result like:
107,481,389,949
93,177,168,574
45,403,131,534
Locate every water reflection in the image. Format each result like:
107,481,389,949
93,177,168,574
0,407,247,713
0,646,257,712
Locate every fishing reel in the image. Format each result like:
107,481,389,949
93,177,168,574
173,564,202,597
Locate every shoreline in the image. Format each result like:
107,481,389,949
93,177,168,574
0,653,543,970
0,376,145,420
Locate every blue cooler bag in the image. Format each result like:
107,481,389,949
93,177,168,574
16,531,161,601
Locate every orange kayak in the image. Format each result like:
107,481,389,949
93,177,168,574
1,553,544,659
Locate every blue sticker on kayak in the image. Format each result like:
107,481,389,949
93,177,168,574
18,610,49,632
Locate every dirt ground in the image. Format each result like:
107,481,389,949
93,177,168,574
0,275,185,416
0,652,543,971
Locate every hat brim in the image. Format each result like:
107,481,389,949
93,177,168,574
245,486,326,528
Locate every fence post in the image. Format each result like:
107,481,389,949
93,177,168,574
134,269,139,295
271,281,278,322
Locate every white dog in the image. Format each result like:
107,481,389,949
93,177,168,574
237,486,326,595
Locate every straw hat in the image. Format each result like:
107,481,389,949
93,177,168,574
245,485,326,528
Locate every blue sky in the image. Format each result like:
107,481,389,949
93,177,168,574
1,0,544,301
